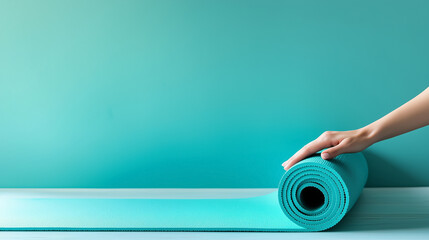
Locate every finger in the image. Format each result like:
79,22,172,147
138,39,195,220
321,140,350,160
283,138,333,170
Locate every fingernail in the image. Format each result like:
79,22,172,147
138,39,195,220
321,152,330,159
284,163,291,170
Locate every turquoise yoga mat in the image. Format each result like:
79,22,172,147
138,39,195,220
0,152,368,232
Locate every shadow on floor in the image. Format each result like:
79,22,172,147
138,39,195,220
332,187,429,231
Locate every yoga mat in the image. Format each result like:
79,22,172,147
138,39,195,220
0,152,368,232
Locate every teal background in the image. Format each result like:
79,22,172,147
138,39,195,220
0,0,428,188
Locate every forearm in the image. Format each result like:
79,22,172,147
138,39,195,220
283,86,429,169
361,87,429,144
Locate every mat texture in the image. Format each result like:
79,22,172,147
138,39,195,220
0,152,368,232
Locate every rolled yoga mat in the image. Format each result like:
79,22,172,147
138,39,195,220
0,152,368,232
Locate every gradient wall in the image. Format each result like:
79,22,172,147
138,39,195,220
0,0,428,187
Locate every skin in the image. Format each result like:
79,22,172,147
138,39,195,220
282,87,429,171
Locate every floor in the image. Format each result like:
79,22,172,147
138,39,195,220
0,187,428,240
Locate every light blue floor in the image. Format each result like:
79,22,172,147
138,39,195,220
0,187,428,239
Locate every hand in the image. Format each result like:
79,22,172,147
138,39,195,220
282,128,376,171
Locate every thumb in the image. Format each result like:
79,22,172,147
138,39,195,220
321,140,349,160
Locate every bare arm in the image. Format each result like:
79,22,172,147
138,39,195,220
282,87,429,171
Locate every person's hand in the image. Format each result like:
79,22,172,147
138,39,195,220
282,128,376,171
282,87,429,171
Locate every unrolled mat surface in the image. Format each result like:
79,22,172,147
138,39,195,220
0,152,368,232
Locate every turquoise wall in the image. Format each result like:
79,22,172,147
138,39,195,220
0,0,428,188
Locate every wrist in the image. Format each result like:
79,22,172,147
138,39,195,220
357,124,381,146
